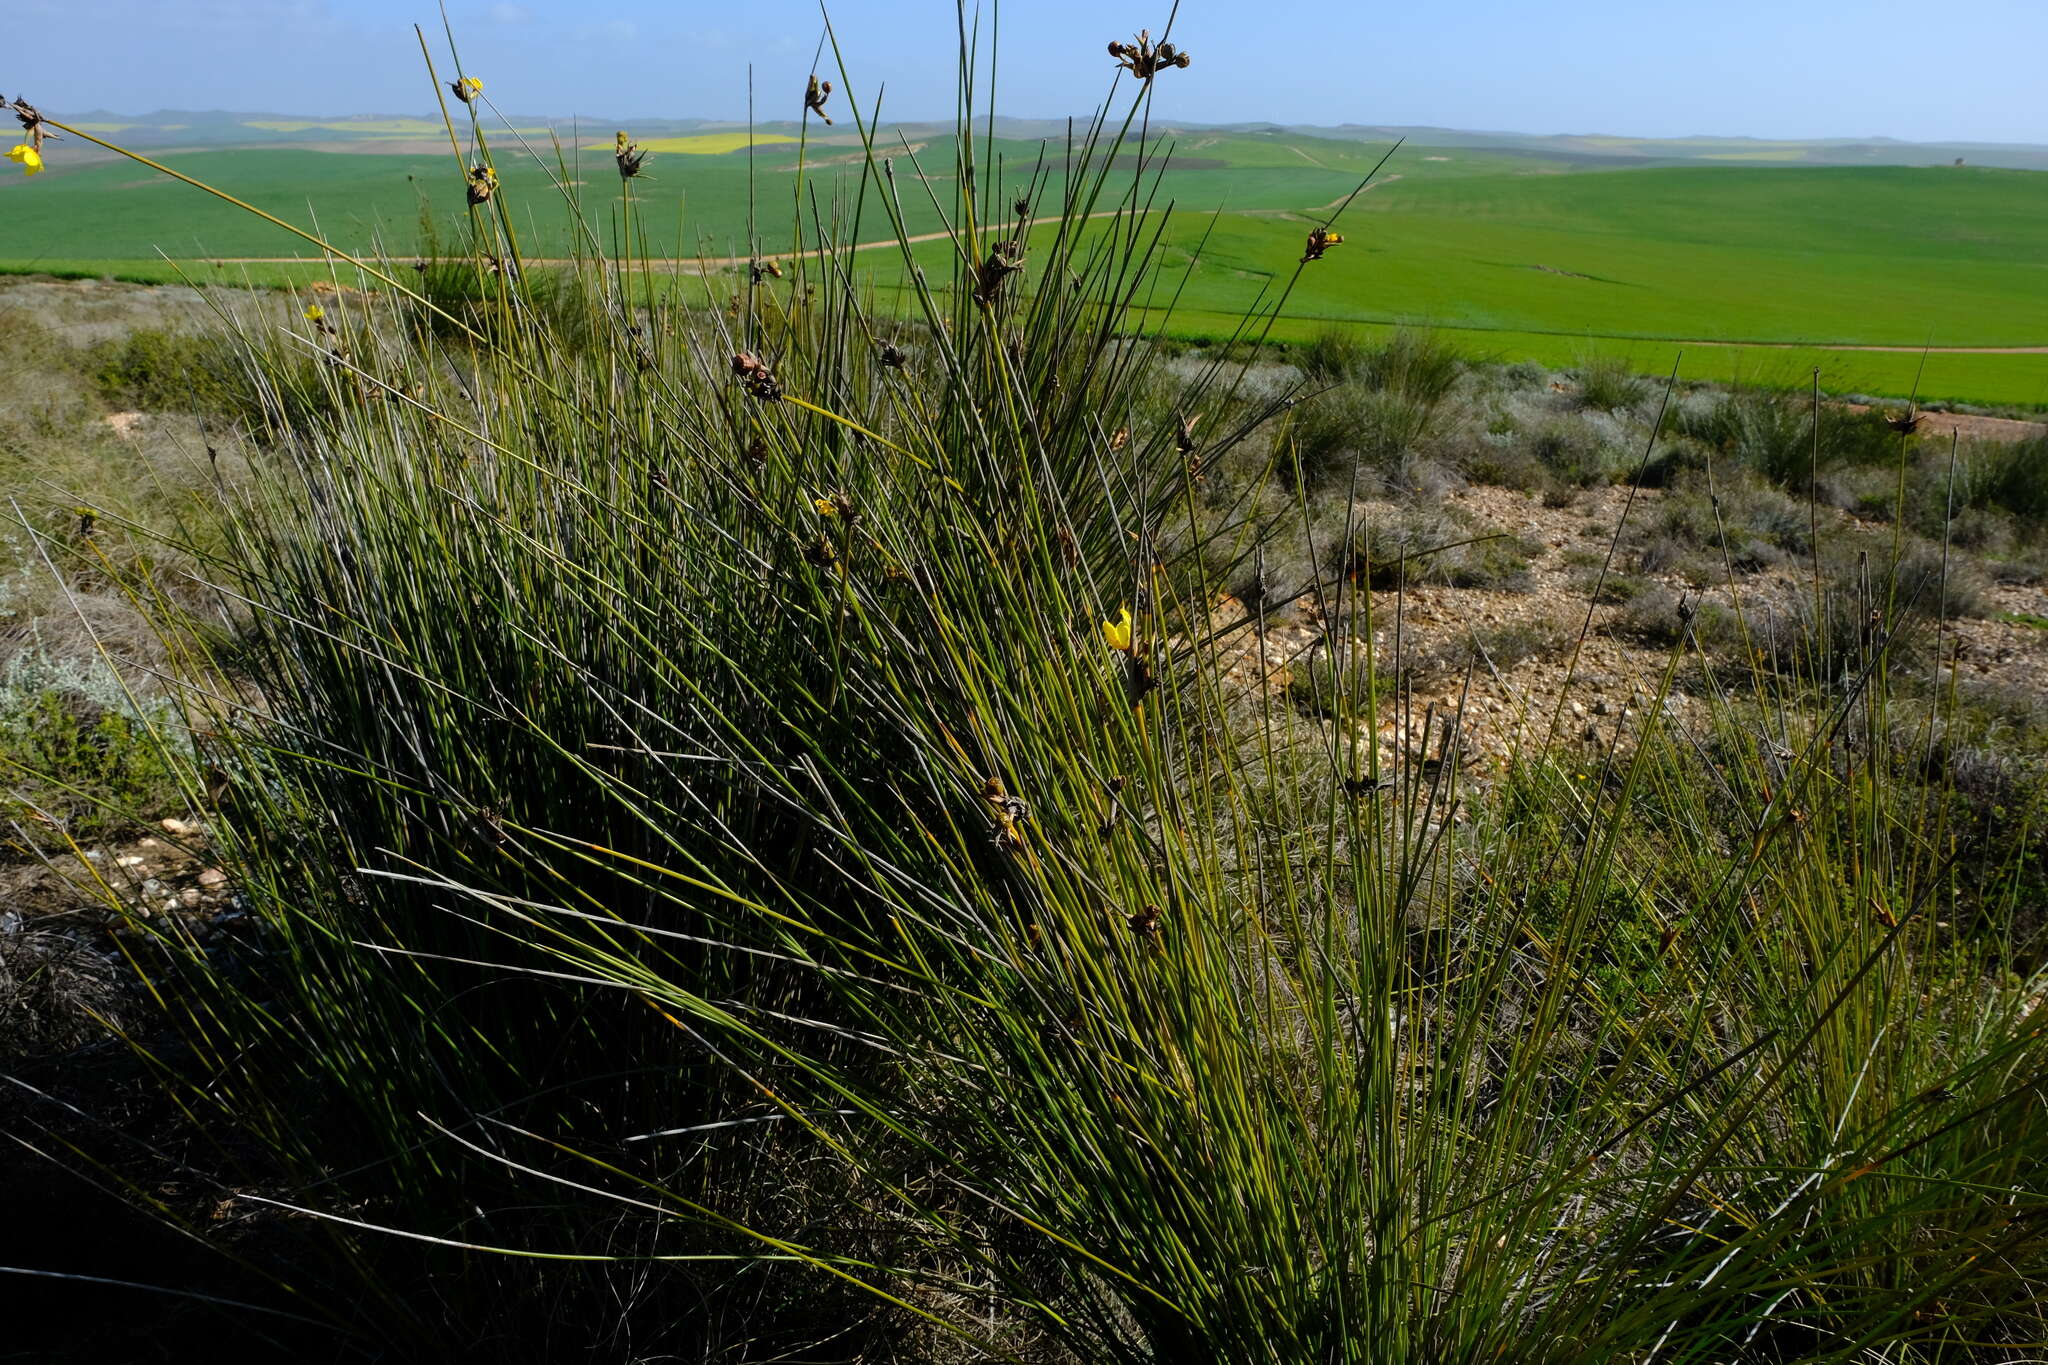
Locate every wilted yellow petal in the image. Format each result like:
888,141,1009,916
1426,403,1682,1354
1101,606,1134,653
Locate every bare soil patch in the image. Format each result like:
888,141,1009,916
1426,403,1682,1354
1214,482,2048,777
1841,403,2045,444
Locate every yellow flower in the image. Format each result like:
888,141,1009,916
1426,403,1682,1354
452,76,484,103
1101,606,1134,653
303,303,325,322
7,144,42,176
812,496,837,516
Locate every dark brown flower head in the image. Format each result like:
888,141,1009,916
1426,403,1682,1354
982,776,1031,855
1300,225,1344,263
803,534,839,569
731,351,784,401
878,342,908,369
1108,30,1192,79
749,258,783,284
1013,193,1032,219
974,239,1026,305
8,96,54,150
469,807,508,846
1174,411,1200,456
450,76,484,105
1121,651,1158,706
1885,408,1920,434
614,131,649,180
465,164,499,206
804,74,835,124
1126,904,1163,943
1109,426,1130,452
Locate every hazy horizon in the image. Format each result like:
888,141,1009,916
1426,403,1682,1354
15,0,2048,147
50,108,2048,151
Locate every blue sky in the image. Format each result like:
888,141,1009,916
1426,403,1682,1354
17,0,2048,143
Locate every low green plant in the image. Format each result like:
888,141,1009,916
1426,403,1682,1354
88,322,334,431
1576,567,1653,604
1340,508,1537,590
1971,433,2048,521
1297,327,1462,406
1529,420,1622,487
0,656,186,845
1633,468,1815,578
1297,325,1370,384
1285,385,1437,487
1356,326,1463,405
1572,352,1649,411
1679,381,1898,485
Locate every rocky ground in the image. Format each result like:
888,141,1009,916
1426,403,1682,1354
1215,480,2048,778
1,816,238,1058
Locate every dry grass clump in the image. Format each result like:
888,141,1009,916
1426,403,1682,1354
1570,352,1651,412
1285,329,1465,489
1339,504,1539,590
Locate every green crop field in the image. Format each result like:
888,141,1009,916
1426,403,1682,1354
3,125,2043,406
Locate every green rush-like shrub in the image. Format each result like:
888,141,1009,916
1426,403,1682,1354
1679,381,1899,487
26,13,2048,1363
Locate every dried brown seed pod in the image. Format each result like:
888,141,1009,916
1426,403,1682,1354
1126,904,1163,942
730,352,784,401
973,239,1026,304
1108,30,1192,80
804,74,835,124
1300,225,1344,263
614,131,649,180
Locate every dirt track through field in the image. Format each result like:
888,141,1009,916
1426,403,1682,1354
1673,338,2048,355
203,212,1125,272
